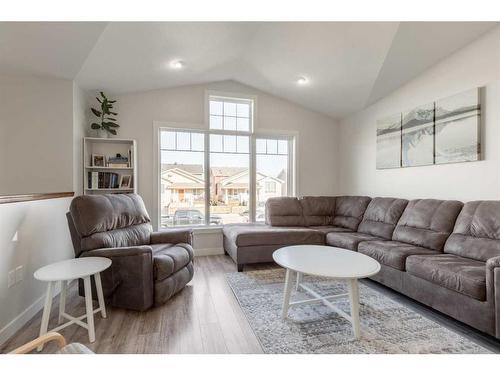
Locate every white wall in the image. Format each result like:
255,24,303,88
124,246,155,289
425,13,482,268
0,197,74,345
73,83,89,196
338,26,500,201
0,74,75,196
0,77,88,346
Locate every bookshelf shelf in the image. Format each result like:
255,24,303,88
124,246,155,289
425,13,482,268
83,137,137,196
85,166,134,170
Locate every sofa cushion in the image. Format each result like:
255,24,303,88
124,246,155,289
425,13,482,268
332,196,371,231
70,194,151,237
358,197,409,239
358,240,438,271
152,243,194,281
265,197,305,227
406,254,486,301
444,201,500,262
308,226,352,234
299,196,336,226
392,199,463,251
223,224,324,247
326,232,384,251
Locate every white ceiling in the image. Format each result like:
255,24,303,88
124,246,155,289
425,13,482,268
0,22,497,119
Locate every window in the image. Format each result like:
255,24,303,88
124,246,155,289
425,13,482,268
256,137,291,221
160,130,206,228
158,93,294,228
209,97,252,132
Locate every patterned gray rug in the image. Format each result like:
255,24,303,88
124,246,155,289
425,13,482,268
226,269,491,354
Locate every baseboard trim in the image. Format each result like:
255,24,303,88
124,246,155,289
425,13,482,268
0,281,71,347
195,247,225,256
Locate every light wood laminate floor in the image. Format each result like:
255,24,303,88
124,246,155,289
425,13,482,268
2,255,499,353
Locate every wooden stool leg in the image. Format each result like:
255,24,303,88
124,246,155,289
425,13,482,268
37,281,55,351
348,279,361,339
58,280,67,324
94,273,107,318
83,276,95,342
281,269,294,320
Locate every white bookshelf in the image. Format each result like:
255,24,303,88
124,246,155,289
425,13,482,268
83,137,137,195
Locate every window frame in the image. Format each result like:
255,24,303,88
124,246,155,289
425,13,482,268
152,93,297,230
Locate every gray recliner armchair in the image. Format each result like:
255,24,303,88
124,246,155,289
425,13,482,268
66,193,194,311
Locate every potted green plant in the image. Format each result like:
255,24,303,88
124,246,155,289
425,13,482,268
91,91,120,138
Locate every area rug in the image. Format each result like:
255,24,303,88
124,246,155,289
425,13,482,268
226,269,491,354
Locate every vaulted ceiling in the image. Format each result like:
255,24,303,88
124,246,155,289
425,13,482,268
0,22,497,119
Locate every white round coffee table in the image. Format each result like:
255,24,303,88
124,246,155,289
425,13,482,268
34,257,112,351
273,245,380,339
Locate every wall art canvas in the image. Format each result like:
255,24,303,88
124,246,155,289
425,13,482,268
376,113,402,169
435,88,480,164
402,103,434,167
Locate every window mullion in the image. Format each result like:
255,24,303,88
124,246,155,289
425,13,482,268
250,134,256,223
204,132,210,226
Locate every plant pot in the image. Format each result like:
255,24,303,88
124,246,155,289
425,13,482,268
95,129,108,138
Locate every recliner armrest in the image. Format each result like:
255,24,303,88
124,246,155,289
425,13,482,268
81,245,154,311
151,229,193,246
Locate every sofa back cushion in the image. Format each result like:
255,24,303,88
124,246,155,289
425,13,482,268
265,197,305,227
332,196,371,231
357,197,409,239
299,196,336,226
392,199,463,251
444,201,500,261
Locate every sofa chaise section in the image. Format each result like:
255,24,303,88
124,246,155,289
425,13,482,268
223,223,324,271
326,197,408,250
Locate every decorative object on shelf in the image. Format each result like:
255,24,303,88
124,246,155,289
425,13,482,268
92,154,105,167
107,153,130,168
90,91,120,138
376,113,402,169
119,175,132,188
435,88,481,164
376,87,482,169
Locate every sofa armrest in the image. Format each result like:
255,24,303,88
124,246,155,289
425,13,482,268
486,256,500,339
81,245,154,311
151,229,193,246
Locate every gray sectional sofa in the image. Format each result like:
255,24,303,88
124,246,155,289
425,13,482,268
222,195,500,339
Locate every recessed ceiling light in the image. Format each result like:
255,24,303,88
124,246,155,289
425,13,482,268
296,76,308,85
170,60,184,69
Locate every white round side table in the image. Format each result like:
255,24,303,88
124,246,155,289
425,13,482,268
34,257,112,351
273,245,380,339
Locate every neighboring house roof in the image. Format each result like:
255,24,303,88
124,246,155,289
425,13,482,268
161,166,204,185
162,163,204,175
162,164,283,190
211,167,246,177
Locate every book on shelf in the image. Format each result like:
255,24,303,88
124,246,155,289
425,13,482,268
107,163,129,168
88,171,121,189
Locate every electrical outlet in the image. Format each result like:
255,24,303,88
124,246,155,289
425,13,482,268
15,265,23,283
8,270,15,288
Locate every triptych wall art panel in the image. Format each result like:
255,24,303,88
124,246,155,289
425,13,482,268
376,88,481,169
376,113,402,169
